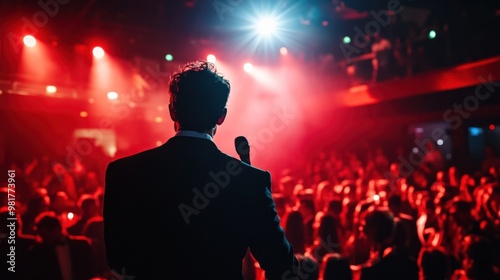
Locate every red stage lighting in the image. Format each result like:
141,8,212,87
207,54,216,63
93,46,105,59
23,35,36,47
107,91,119,100
243,63,253,73
280,47,288,56
46,85,57,94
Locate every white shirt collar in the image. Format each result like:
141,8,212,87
174,130,213,142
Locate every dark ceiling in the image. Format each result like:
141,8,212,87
1,0,499,63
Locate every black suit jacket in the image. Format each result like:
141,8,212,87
103,136,298,279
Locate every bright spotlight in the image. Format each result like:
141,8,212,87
243,63,253,73
437,139,444,146
428,30,437,39
93,46,104,59
165,54,173,61
107,91,119,100
343,36,351,44
207,54,216,63
280,47,288,56
79,111,88,118
256,17,277,36
23,35,36,47
46,85,57,94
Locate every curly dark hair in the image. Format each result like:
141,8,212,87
168,61,230,131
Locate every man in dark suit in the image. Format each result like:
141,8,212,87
103,60,298,279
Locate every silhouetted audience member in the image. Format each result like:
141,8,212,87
285,210,307,255
310,215,342,265
360,207,419,280
388,194,421,259
0,207,37,280
21,190,50,235
418,246,451,280
295,254,320,280
322,253,353,280
67,194,100,236
82,216,110,278
29,211,96,280
459,235,498,280
273,192,292,228
299,198,316,247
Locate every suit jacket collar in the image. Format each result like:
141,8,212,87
174,130,213,141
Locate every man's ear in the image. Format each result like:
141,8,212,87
169,103,177,122
216,108,227,125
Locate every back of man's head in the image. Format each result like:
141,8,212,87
168,61,230,132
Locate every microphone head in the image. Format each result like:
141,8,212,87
234,136,250,157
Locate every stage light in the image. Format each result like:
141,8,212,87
243,63,253,73
343,36,351,44
165,54,173,61
489,124,495,130
107,91,119,100
80,111,88,118
23,35,36,47
469,127,483,136
46,85,57,94
437,139,444,146
322,21,329,27
373,194,380,201
93,46,104,59
207,54,216,63
280,47,288,56
255,17,277,36
67,212,74,220
428,30,436,39
155,116,163,123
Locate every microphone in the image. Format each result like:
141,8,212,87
234,136,251,165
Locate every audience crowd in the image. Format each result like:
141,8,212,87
1,143,499,280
